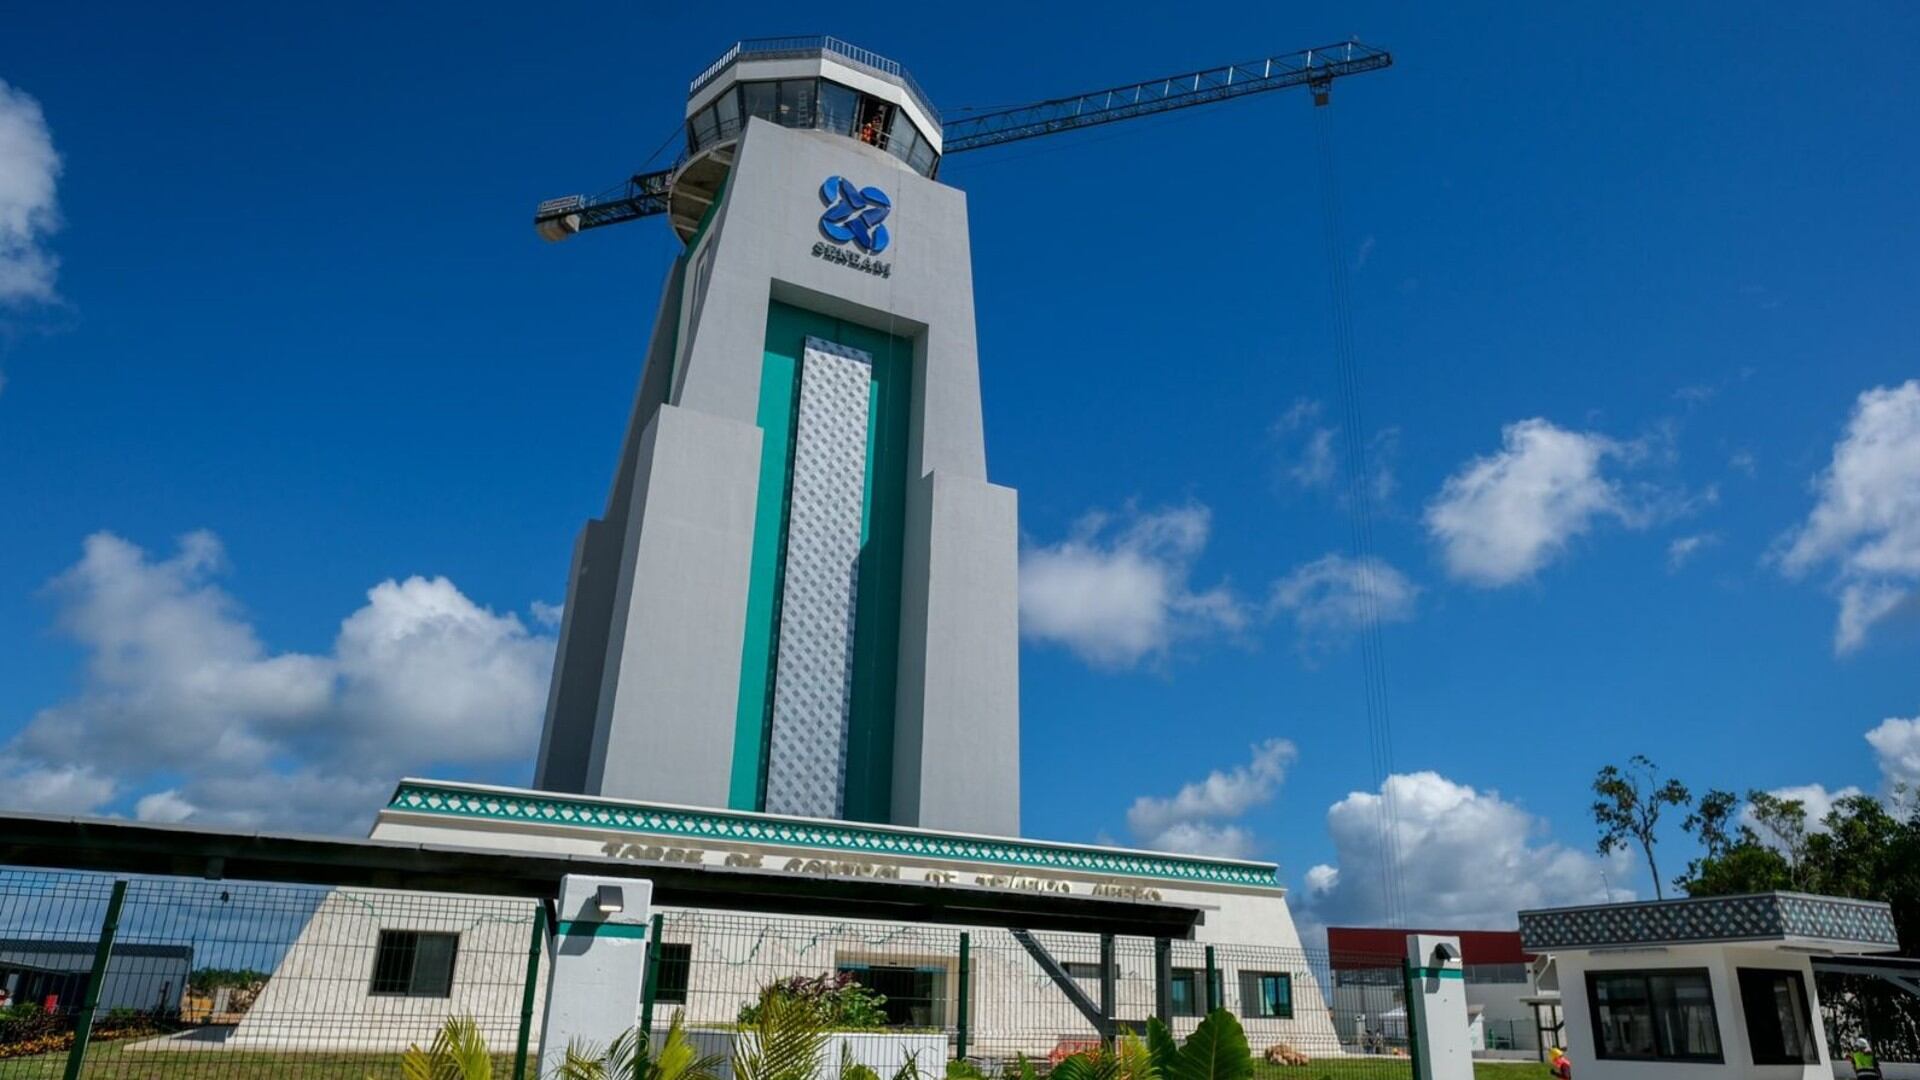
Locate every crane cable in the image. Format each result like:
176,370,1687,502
1312,100,1407,929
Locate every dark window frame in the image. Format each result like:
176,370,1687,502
1585,967,1724,1064
1736,967,1819,1066
653,942,692,1005
369,929,459,998
1238,971,1294,1020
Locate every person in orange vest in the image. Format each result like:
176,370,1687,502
1547,1046,1573,1078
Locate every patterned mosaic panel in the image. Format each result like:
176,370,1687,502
1520,892,1898,951
763,338,873,820
385,781,1285,888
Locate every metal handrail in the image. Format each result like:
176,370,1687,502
687,36,942,128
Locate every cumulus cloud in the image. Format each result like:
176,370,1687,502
1777,381,1920,653
1425,419,1649,586
0,80,61,304
0,531,555,834
1019,504,1246,669
1125,739,1295,858
1303,771,1627,929
1867,715,1920,797
1269,553,1418,650
1741,783,1864,838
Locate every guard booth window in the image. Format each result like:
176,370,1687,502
370,930,458,998
1737,968,1818,1066
1587,968,1723,1062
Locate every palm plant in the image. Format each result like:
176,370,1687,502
395,1016,495,1080
730,988,831,1080
553,1009,727,1080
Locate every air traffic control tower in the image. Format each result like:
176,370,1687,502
533,40,1020,837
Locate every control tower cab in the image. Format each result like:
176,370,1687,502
666,37,943,241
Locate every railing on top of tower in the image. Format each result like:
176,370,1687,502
688,35,943,129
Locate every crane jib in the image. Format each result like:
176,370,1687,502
532,41,1391,236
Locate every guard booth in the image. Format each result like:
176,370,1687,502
1520,892,1902,1080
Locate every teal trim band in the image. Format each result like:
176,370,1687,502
555,921,651,940
386,781,1285,889
1410,967,1464,980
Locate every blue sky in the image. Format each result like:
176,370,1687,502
2,4,1917,931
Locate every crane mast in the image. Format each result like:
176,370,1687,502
534,38,1390,241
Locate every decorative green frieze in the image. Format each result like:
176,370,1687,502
385,781,1282,889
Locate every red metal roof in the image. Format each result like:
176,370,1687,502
1326,926,1533,968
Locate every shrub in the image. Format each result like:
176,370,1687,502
737,973,890,1031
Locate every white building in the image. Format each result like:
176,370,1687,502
1520,891,1901,1080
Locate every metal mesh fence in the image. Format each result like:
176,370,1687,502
652,911,1415,1076
0,869,539,1079
1,868,1416,1079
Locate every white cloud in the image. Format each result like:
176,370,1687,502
1270,400,1397,502
1303,771,1628,929
1019,504,1245,669
1667,533,1718,571
134,789,197,824
1425,419,1642,586
1778,381,1920,653
1867,715,1920,796
1,531,555,834
0,758,116,814
530,600,564,628
1126,739,1295,858
0,80,61,304
1740,783,1863,838
1269,553,1418,649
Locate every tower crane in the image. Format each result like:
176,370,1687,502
533,38,1390,241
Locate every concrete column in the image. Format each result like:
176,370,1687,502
1405,934,1473,1080
537,875,655,1077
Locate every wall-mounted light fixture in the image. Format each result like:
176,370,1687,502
596,884,625,914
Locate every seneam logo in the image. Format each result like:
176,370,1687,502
818,176,891,254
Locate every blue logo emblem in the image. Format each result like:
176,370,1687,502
819,176,891,254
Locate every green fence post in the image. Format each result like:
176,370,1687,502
63,879,127,1080
1153,938,1172,1026
638,912,665,1043
955,932,971,1061
1401,958,1424,1080
512,903,548,1080
1098,933,1116,1044
1203,946,1218,1013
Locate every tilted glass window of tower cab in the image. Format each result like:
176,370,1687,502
685,41,941,179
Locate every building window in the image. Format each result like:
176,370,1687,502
1737,968,1818,1066
653,942,692,1005
1168,968,1223,1017
838,962,946,1028
370,930,458,998
1586,968,1722,1063
1239,972,1293,1019
1465,963,1528,984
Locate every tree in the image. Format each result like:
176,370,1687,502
1592,755,1692,900
1745,790,1812,889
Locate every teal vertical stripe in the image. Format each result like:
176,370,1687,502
729,333,799,810
731,301,911,820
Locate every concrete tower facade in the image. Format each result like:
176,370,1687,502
534,41,1020,837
